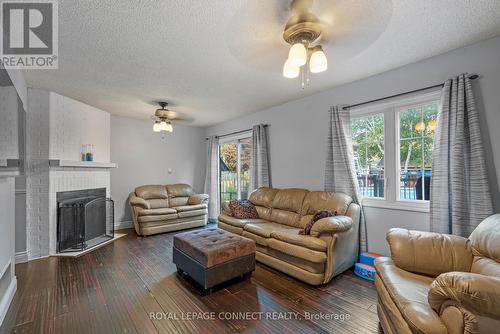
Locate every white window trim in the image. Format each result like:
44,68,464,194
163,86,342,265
350,89,441,213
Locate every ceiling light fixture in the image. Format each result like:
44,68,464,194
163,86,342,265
282,0,328,88
152,102,175,133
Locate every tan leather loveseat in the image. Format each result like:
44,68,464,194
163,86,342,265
129,184,209,236
375,214,500,334
218,187,360,285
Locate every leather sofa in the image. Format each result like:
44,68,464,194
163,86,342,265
128,184,209,236
218,187,360,285
375,214,500,334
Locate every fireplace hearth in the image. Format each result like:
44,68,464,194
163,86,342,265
57,188,114,253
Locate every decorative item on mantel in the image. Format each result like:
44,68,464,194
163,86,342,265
81,144,94,161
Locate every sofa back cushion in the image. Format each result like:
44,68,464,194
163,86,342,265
301,191,353,216
249,187,279,207
166,183,194,207
469,214,500,277
269,188,308,227
135,185,169,209
135,185,168,200
249,187,278,220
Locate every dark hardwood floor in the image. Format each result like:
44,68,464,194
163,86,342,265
1,226,381,334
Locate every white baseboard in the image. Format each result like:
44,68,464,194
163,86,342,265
15,251,28,264
0,276,17,327
114,220,132,230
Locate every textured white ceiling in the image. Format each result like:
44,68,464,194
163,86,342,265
23,0,500,126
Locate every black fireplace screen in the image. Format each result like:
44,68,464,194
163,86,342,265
57,188,114,253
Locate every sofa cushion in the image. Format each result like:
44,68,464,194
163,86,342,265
166,184,194,207
243,222,299,238
469,214,500,262
166,183,194,197
138,208,177,216
135,185,168,200
255,206,272,220
174,204,207,212
178,209,208,218
270,230,327,252
300,191,352,216
375,257,447,334
242,231,270,247
218,214,268,228
249,187,279,207
138,213,178,223
146,199,169,209
269,209,300,227
272,188,308,213
267,239,327,263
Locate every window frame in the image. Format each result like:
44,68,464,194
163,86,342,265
349,90,441,212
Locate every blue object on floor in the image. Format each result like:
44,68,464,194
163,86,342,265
354,263,376,281
360,252,382,267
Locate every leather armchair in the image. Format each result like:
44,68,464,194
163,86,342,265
375,214,500,334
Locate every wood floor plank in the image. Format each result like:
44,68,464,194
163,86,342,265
1,226,381,334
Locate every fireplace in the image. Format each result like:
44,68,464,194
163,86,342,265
57,188,114,253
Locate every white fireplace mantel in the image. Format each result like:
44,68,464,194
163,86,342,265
0,159,20,177
49,160,117,169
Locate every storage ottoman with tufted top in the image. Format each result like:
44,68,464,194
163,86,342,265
173,228,256,293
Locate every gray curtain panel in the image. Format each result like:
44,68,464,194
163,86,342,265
249,124,271,193
430,74,494,236
325,106,367,252
204,136,220,221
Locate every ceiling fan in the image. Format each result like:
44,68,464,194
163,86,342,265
282,0,328,88
151,101,190,133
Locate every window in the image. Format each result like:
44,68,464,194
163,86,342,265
219,136,252,206
398,103,438,201
351,114,385,198
349,91,440,211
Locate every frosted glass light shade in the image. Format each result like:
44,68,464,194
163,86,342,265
166,122,173,133
153,122,161,132
309,46,328,73
288,43,307,67
159,121,168,131
283,59,300,78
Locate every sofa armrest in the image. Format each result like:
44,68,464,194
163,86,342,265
128,193,150,209
187,194,209,205
386,228,472,277
428,272,500,320
310,216,353,237
221,201,232,216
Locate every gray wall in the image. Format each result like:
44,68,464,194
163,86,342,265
206,36,500,255
110,115,206,227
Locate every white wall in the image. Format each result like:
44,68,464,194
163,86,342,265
49,92,110,162
111,116,206,228
206,36,500,255
0,67,26,326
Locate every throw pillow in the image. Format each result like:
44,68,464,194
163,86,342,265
300,210,338,235
228,200,259,219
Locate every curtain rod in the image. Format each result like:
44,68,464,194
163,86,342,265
205,124,268,140
342,74,479,110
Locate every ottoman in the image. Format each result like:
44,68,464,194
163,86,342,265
173,228,256,293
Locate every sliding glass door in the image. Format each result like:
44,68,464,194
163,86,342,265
219,137,252,206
